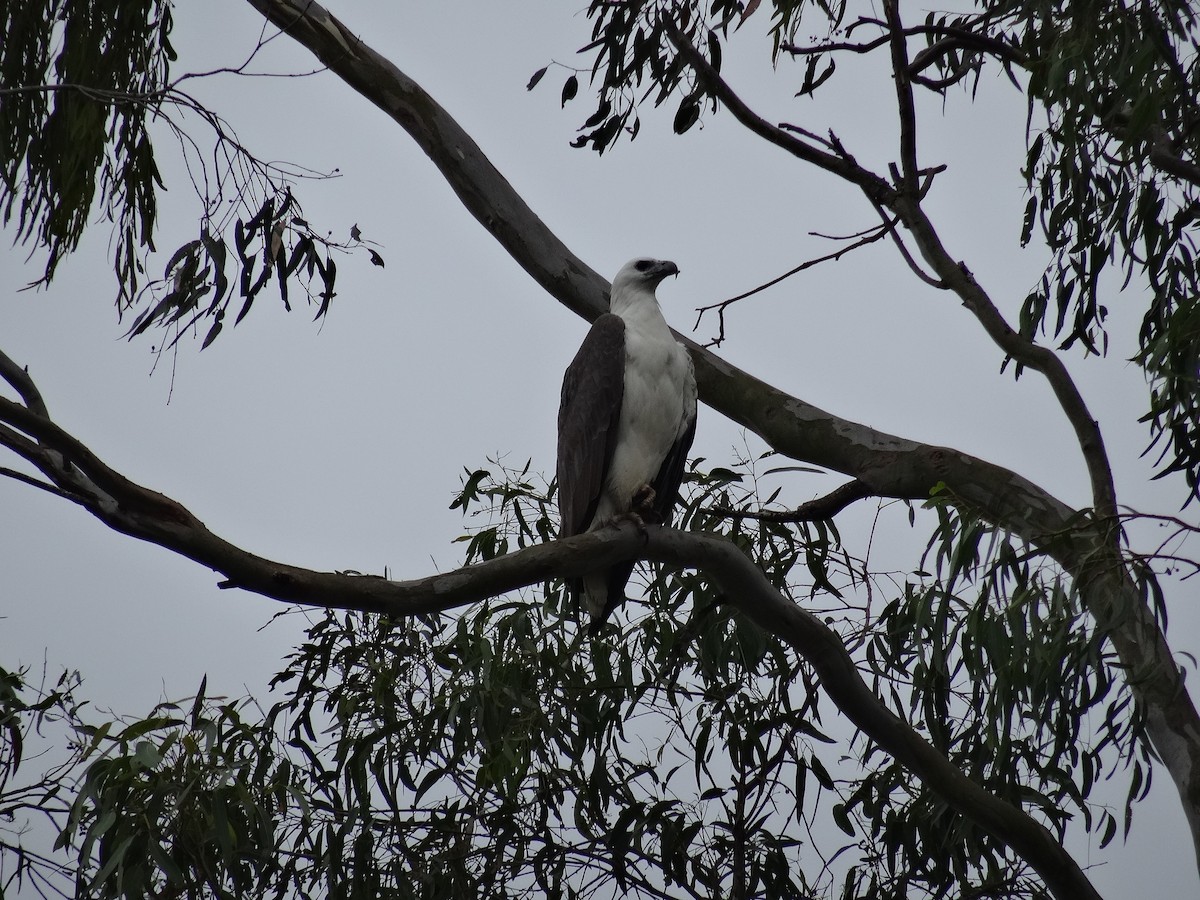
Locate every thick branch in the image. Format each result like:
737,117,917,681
240,0,611,319
1150,140,1200,188
0,350,51,418
0,391,590,616
688,15,1200,865
0,376,1101,899
229,0,1200,867
232,4,1066,533
673,21,1200,857
894,212,1119,512
646,527,1100,900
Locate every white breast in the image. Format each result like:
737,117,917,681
591,299,696,525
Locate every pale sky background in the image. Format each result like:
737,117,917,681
2,1,1198,896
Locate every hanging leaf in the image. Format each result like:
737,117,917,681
673,97,700,134
561,75,578,107
200,316,223,350
200,231,229,311
269,220,286,263
162,240,201,279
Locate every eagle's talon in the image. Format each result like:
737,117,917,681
632,484,657,516
623,509,649,536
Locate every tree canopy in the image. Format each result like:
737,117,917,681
2,1,1200,898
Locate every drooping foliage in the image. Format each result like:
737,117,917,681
0,0,383,353
0,0,173,289
0,665,86,898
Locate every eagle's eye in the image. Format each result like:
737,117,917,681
634,259,653,272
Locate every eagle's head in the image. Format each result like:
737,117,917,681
609,258,679,313
614,257,679,289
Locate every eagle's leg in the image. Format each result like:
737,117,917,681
595,485,659,533
632,484,661,524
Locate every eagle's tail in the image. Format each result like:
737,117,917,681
582,564,635,635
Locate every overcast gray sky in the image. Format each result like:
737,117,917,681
2,1,1197,895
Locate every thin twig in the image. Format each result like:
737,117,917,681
0,465,78,502
692,225,890,345
713,480,911,523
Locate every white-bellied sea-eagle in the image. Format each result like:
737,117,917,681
557,258,698,633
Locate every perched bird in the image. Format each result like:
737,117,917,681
557,257,698,633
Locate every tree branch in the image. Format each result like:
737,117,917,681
673,19,1117,516
713,479,887,523
221,0,1200,866
692,223,891,345
0,464,78,502
884,1,919,192
783,13,1196,190
661,21,895,205
240,0,613,320
0,350,51,418
782,21,1027,69
0,361,1102,900
645,527,1100,900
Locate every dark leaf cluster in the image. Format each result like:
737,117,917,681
0,0,174,289
530,1,760,152
0,666,87,898
121,193,381,352
1,0,385,353
855,496,1145,897
57,681,296,900
1002,1,1200,499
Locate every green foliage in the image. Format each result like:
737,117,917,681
0,0,173,287
863,498,1143,896
0,456,1139,899
547,1,1200,498
56,681,304,900
0,665,87,898
0,0,384,351
1002,0,1200,498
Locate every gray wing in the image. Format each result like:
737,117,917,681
557,314,625,538
650,412,697,526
